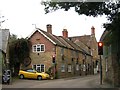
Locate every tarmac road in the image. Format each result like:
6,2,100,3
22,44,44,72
2,74,113,88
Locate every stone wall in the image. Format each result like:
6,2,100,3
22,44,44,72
102,54,120,87
56,46,93,78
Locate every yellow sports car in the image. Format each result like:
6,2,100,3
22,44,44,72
18,69,50,80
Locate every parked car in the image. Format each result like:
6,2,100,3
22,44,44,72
18,69,50,80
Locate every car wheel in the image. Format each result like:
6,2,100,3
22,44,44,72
20,74,24,79
37,76,42,80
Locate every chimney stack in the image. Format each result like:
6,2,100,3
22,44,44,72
47,24,52,34
91,26,95,35
62,29,68,38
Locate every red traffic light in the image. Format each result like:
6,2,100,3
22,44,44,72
98,42,103,55
98,42,103,47
52,55,56,63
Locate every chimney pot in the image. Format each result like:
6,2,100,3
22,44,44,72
62,29,68,38
47,24,52,34
91,26,95,35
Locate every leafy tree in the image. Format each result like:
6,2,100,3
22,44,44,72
9,34,17,42
9,36,31,76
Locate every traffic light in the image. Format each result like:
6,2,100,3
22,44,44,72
52,55,56,63
98,42,103,55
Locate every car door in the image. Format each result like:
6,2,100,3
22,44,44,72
26,69,37,79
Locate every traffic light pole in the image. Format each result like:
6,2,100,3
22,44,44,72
100,55,102,85
98,42,103,85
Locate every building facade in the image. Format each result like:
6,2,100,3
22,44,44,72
69,26,99,74
0,29,10,70
24,24,98,78
100,30,120,87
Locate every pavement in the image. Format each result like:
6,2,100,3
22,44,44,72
63,74,114,88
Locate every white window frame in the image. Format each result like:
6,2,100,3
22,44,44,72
33,45,36,52
32,44,45,52
68,64,72,73
76,64,79,71
61,64,65,72
32,64,45,72
82,64,86,71
40,44,45,52
36,44,41,52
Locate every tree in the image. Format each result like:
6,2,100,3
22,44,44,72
9,36,31,76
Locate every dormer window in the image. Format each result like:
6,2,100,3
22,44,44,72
32,44,45,52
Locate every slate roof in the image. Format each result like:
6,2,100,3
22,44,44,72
69,35,98,58
0,29,10,53
28,28,91,55
69,35,91,48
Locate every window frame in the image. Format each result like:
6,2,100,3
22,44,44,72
32,64,45,72
68,64,72,73
76,64,79,71
40,44,45,52
33,45,36,52
61,64,65,72
32,44,45,53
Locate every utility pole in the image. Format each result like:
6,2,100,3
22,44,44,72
100,55,102,85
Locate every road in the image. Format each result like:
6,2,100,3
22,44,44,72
2,74,112,88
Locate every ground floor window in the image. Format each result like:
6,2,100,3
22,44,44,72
76,64,79,71
82,64,86,71
68,64,72,72
32,64,45,72
61,64,65,72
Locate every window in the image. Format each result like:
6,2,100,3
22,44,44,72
61,64,65,72
32,44,45,52
36,45,41,52
33,45,36,52
82,64,86,71
32,64,45,72
41,45,45,52
76,64,79,71
41,64,45,72
36,65,41,72
68,64,72,72
61,48,64,55
26,69,35,73
105,58,108,72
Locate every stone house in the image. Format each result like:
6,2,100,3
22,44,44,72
100,30,120,87
26,24,97,78
69,26,99,74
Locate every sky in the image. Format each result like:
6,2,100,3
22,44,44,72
0,0,108,41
